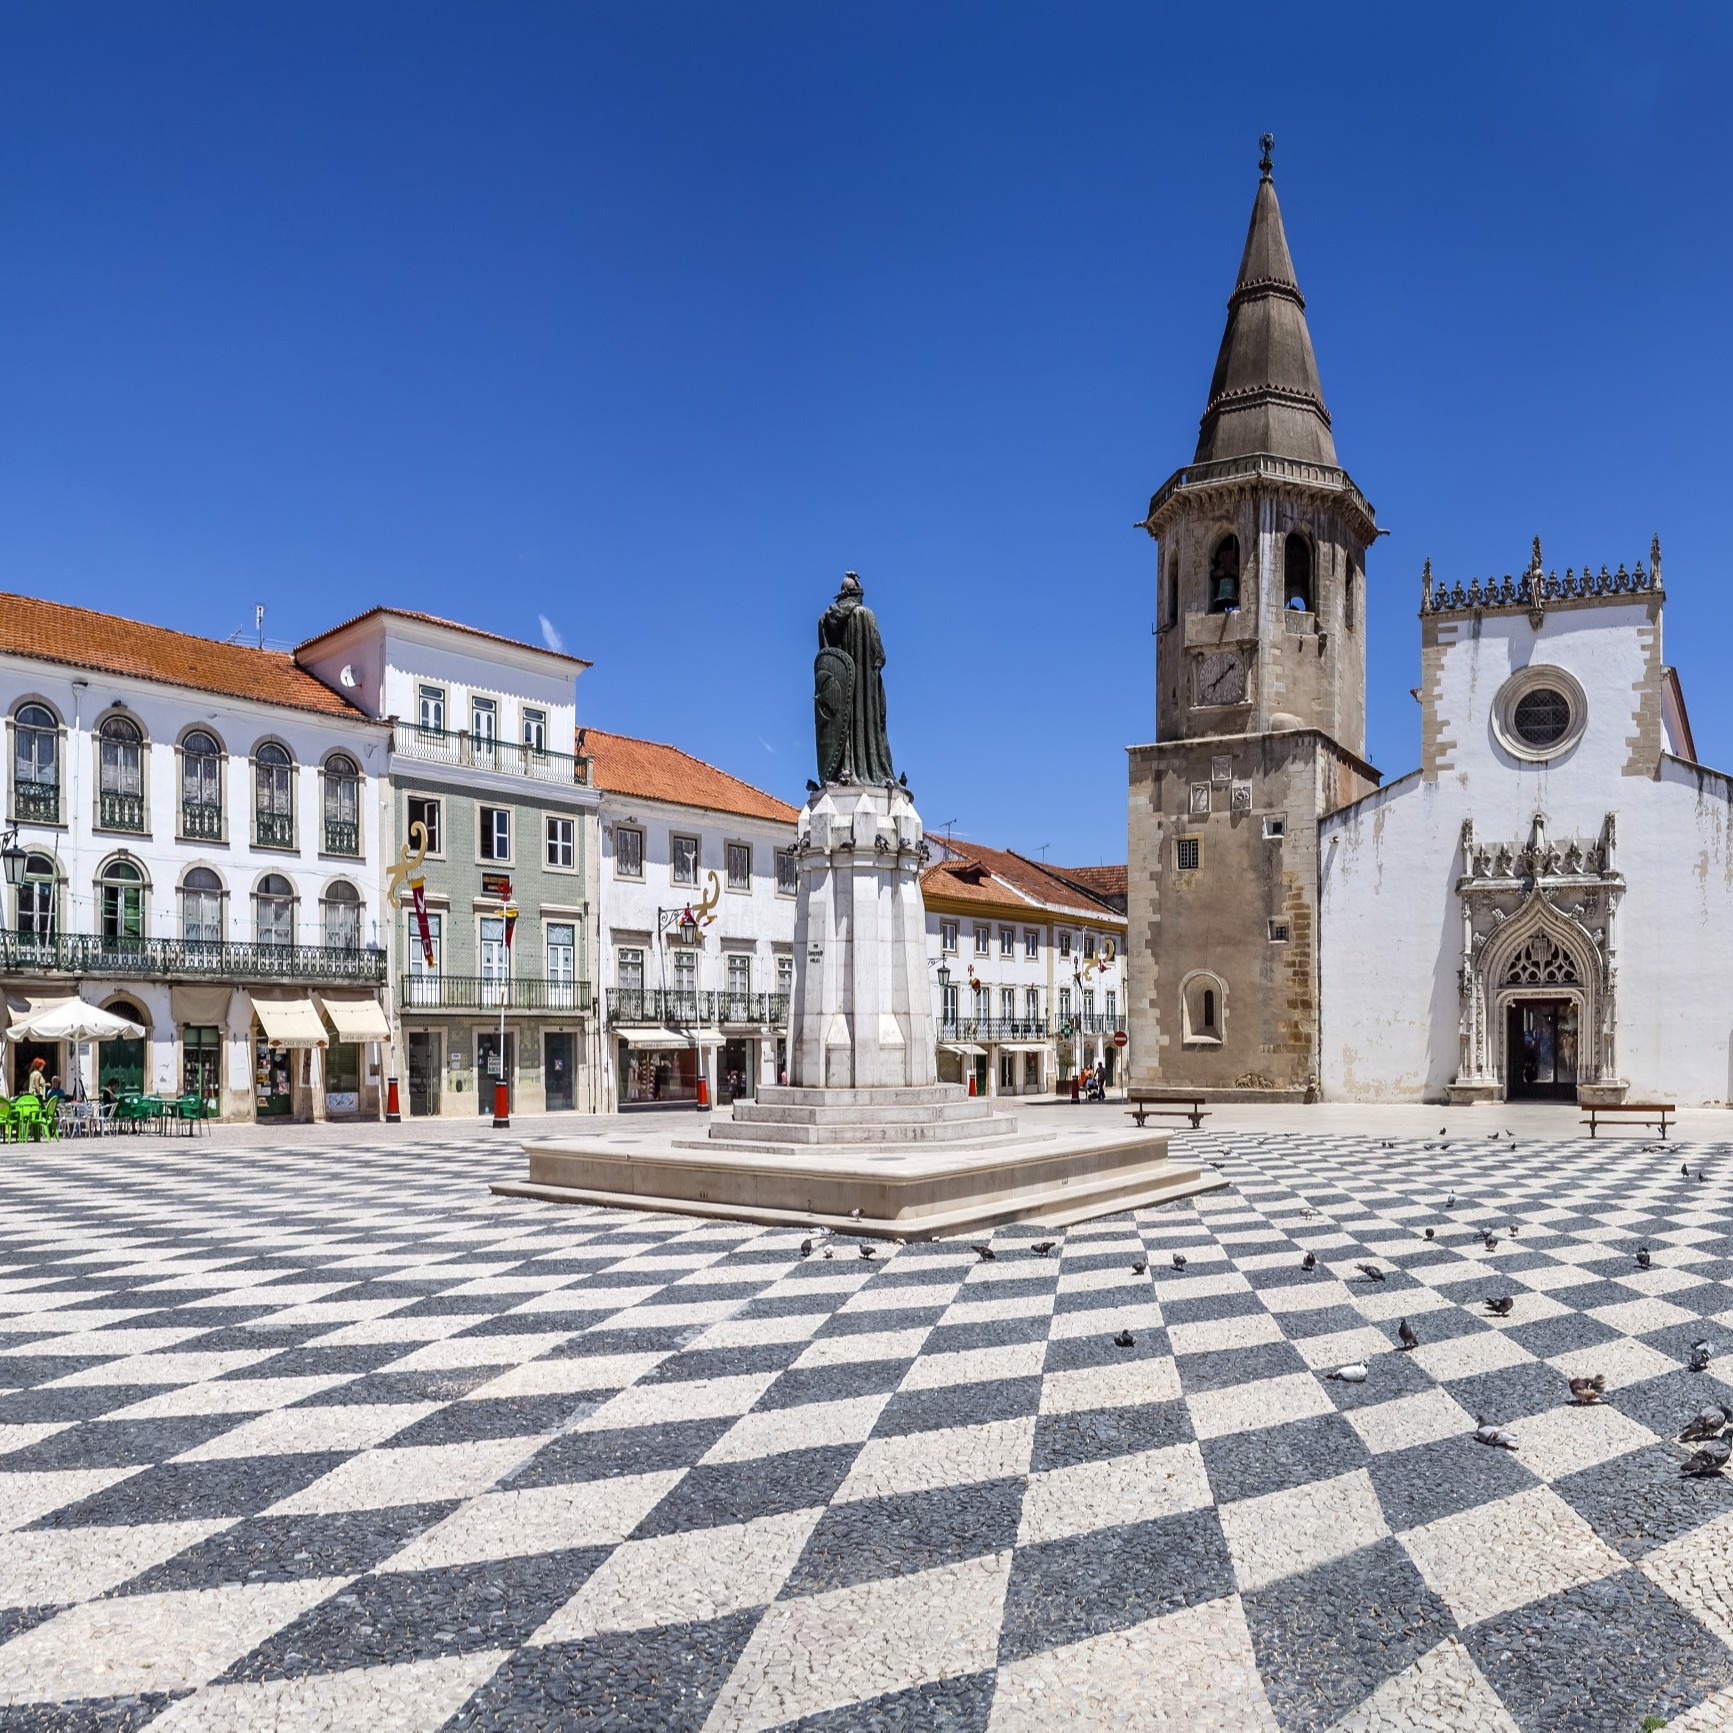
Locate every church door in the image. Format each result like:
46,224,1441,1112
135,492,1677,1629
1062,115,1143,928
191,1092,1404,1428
1505,999,1578,1101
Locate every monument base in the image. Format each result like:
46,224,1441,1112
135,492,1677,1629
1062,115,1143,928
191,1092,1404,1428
494,1113,1223,1239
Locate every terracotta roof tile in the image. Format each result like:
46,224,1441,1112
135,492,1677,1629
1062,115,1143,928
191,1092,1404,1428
921,838,1124,920
585,728,799,824
297,606,592,668
0,593,367,720
1042,863,1129,909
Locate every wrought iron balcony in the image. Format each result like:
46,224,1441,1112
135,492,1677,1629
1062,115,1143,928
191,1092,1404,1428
97,790,146,833
324,818,361,857
181,802,223,841
255,812,295,849
392,721,592,787
938,1016,1052,1043
399,974,592,1012
1057,1012,1126,1036
0,932,386,983
607,988,790,1027
15,780,59,824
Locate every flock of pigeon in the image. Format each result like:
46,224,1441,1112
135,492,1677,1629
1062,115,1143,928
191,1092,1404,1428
792,1131,1733,1479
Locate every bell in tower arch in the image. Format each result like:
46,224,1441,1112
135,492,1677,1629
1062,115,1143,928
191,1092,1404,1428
1208,534,1241,614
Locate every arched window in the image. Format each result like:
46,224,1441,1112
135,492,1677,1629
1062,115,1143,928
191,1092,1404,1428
16,853,57,942
97,858,145,943
13,704,59,822
1181,971,1225,1045
1208,536,1241,614
1284,533,1313,612
181,867,224,946
323,754,360,856
254,873,295,947
322,880,361,951
181,732,222,838
98,716,145,832
254,744,294,849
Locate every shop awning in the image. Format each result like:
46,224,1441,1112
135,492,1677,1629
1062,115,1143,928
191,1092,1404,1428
3,994,77,1035
4,996,141,1043
250,994,328,1048
940,1042,987,1057
319,995,391,1043
996,1042,1049,1053
620,1028,723,1050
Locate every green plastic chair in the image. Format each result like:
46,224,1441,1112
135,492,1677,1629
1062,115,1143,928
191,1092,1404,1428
40,1097,59,1140
12,1096,43,1142
0,1097,14,1143
175,1095,207,1136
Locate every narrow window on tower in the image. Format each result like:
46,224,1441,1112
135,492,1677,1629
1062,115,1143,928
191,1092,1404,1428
1208,535,1241,614
1284,533,1312,612
1165,555,1180,628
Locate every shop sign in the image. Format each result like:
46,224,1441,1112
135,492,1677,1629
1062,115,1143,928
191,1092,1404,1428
482,872,513,899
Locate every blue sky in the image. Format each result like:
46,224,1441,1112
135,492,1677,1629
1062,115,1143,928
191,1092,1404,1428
2,5,1726,863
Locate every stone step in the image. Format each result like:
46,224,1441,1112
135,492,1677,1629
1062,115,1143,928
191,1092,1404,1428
754,1084,972,1109
728,1099,999,1128
705,1112,1025,1146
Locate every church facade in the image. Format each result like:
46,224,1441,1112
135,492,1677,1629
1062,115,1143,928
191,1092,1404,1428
1129,145,1733,1107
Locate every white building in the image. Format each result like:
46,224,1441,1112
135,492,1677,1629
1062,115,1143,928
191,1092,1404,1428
921,840,1130,1096
0,594,391,1121
1319,540,1731,1105
589,730,800,1107
293,608,602,1117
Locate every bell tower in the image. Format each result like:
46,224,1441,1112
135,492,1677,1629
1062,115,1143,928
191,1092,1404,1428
1127,137,1381,1102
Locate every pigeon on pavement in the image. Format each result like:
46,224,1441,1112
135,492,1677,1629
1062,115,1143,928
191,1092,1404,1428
823,1246,835,1259
1398,1319,1419,1351
1679,1404,1733,1444
1356,1263,1387,1282
1483,1234,1500,1252
1301,1251,1317,1272
850,1208,863,1221
1113,1329,1135,1348
799,1239,812,1259
1484,1296,1514,1317
1423,1227,1435,1240
1131,1258,1148,1276
1683,1162,1691,1177
1569,1375,1606,1405
1691,1342,1714,1373
1445,1192,1457,1209
1327,1363,1368,1383
858,1242,876,1260
1474,1419,1519,1449
1636,1247,1652,1269
1172,1252,1188,1271
1683,1437,1733,1477
1030,1241,1056,1257
971,1243,996,1262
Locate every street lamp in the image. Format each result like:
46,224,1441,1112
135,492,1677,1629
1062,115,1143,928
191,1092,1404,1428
0,827,26,889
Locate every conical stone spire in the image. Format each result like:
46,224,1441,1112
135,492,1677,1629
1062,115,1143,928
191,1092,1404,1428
1193,136,1337,467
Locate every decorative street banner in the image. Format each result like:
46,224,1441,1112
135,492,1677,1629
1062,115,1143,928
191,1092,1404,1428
502,903,519,951
410,876,434,967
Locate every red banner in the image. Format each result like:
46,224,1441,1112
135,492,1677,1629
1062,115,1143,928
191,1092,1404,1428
503,904,519,951
410,876,434,967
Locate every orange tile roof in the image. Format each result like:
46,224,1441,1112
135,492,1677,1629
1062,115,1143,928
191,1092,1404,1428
0,593,368,720
921,838,1123,920
297,606,592,668
1042,862,1129,907
585,728,799,824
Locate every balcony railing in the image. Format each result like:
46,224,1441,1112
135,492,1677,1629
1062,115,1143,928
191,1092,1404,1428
0,932,386,983
255,812,295,849
393,721,591,787
938,1016,1052,1043
15,781,59,824
97,790,146,833
608,988,790,1027
400,974,592,1012
324,818,361,857
1057,1012,1127,1036
181,801,223,841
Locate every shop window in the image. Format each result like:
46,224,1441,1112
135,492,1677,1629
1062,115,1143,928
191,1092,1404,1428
546,816,575,869
97,858,145,942
254,873,295,947
1284,533,1313,611
182,1025,220,1112
181,866,224,945
407,795,441,855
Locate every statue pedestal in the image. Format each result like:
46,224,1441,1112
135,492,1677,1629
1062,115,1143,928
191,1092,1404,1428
788,782,935,1090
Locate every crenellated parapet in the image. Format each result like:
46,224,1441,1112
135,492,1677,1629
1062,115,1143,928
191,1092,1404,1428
1422,535,1663,617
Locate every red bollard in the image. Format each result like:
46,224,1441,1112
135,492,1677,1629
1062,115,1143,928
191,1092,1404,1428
968,1071,977,1097
385,1076,402,1124
1070,1075,1081,1104
697,1077,711,1111
492,1080,510,1129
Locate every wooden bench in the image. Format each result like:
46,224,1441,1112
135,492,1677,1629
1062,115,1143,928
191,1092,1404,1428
1126,1093,1209,1130
1581,1101,1674,1138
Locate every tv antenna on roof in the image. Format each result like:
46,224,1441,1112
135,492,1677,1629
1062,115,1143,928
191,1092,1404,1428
254,605,266,648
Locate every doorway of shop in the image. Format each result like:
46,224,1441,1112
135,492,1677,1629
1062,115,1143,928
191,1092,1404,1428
476,1032,515,1115
544,1033,575,1111
407,1032,441,1116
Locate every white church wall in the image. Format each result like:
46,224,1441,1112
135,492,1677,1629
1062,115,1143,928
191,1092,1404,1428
1321,593,1733,1105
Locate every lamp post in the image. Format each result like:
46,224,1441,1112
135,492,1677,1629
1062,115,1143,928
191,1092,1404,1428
1,827,26,890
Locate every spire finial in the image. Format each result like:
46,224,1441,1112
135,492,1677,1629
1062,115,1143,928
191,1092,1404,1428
1259,132,1274,178
1529,534,1543,576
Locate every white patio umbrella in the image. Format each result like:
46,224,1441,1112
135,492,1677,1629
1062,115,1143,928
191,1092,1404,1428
4,999,145,1043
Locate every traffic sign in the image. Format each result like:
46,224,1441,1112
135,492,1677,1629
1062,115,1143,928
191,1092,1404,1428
1112,1030,1129,1049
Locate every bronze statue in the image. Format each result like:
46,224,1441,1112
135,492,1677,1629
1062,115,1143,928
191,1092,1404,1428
814,572,895,784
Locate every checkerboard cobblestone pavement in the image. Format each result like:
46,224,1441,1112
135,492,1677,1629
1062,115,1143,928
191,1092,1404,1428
5,1127,1733,1729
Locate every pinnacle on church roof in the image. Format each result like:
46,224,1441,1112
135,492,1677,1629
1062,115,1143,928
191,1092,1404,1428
1192,135,1338,468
